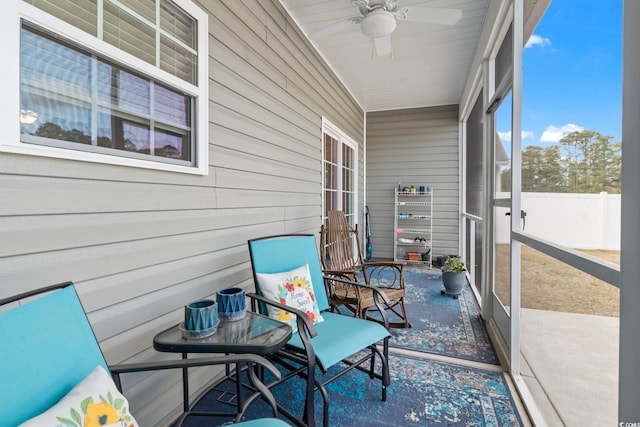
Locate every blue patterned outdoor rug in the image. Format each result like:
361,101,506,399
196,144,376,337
371,267,499,365
184,353,523,426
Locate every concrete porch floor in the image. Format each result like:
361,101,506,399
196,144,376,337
519,308,619,427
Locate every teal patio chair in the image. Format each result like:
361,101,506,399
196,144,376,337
0,281,289,427
248,234,391,427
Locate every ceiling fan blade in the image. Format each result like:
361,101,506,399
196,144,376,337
309,17,361,40
373,35,392,57
351,0,371,9
397,6,462,25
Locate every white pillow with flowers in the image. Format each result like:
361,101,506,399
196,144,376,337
255,264,324,332
19,365,139,427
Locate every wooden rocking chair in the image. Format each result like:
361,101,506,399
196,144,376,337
320,210,412,328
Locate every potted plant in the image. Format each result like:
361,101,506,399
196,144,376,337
441,256,467,299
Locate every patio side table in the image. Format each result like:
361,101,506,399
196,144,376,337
153,310,292,423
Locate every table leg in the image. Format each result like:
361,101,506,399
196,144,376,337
235,362,243,414
182,352,189,412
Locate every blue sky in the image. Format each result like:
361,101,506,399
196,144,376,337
498,0,622,148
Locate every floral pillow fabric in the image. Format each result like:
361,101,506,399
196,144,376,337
255,264,324,332
19,365,139,427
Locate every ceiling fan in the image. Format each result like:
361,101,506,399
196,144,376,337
309,0,462,57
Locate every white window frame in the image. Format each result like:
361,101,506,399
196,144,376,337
321,117,359,225
0,0,209,175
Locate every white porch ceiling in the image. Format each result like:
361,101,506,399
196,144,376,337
279,0,490,112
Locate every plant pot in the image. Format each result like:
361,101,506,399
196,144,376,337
407,252,420,261
183,299,219,338
217,287,247,321
441,270,466,299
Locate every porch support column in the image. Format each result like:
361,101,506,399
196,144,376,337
619,0,640,422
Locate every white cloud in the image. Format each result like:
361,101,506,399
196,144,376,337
522,130,535,140
525,34,551,48
497,130,534,142
539,124,584,143
498,131,511,142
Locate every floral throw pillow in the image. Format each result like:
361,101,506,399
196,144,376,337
255,264,324,333
19,365,139,427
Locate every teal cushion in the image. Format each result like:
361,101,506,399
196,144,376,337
287,311,390,370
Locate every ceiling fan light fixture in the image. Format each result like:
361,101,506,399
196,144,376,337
360,9,396,38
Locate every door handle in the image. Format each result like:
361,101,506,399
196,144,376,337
505,210,527,230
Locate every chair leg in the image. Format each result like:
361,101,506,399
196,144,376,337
303,365,316,427
368,346,376,379
398,298,412,328
247,363,279,417
318,380,330,427
380,337,390,402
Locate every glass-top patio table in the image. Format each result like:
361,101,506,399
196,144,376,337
154,311,292,423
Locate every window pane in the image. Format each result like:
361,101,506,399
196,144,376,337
323,129,356,218
97,63,150,117
21,28,92,99
160,0,196,48
496,91,512,195
28,113,92,144
160,35,196,84
325,162,337,190
116,0,156,23
25,0,98,36
21,27,92,140
342,143,353,169
21,25,194,165
27,0,197,86
154,83,189,127
342,166,353,193
495,24,513,91
342,191,353,216
104,1,155,66
96,112,147,152
122,121,151,153
155,127,189,160
325,190,337,213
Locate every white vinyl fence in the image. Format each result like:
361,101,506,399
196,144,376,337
495,192,620,250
